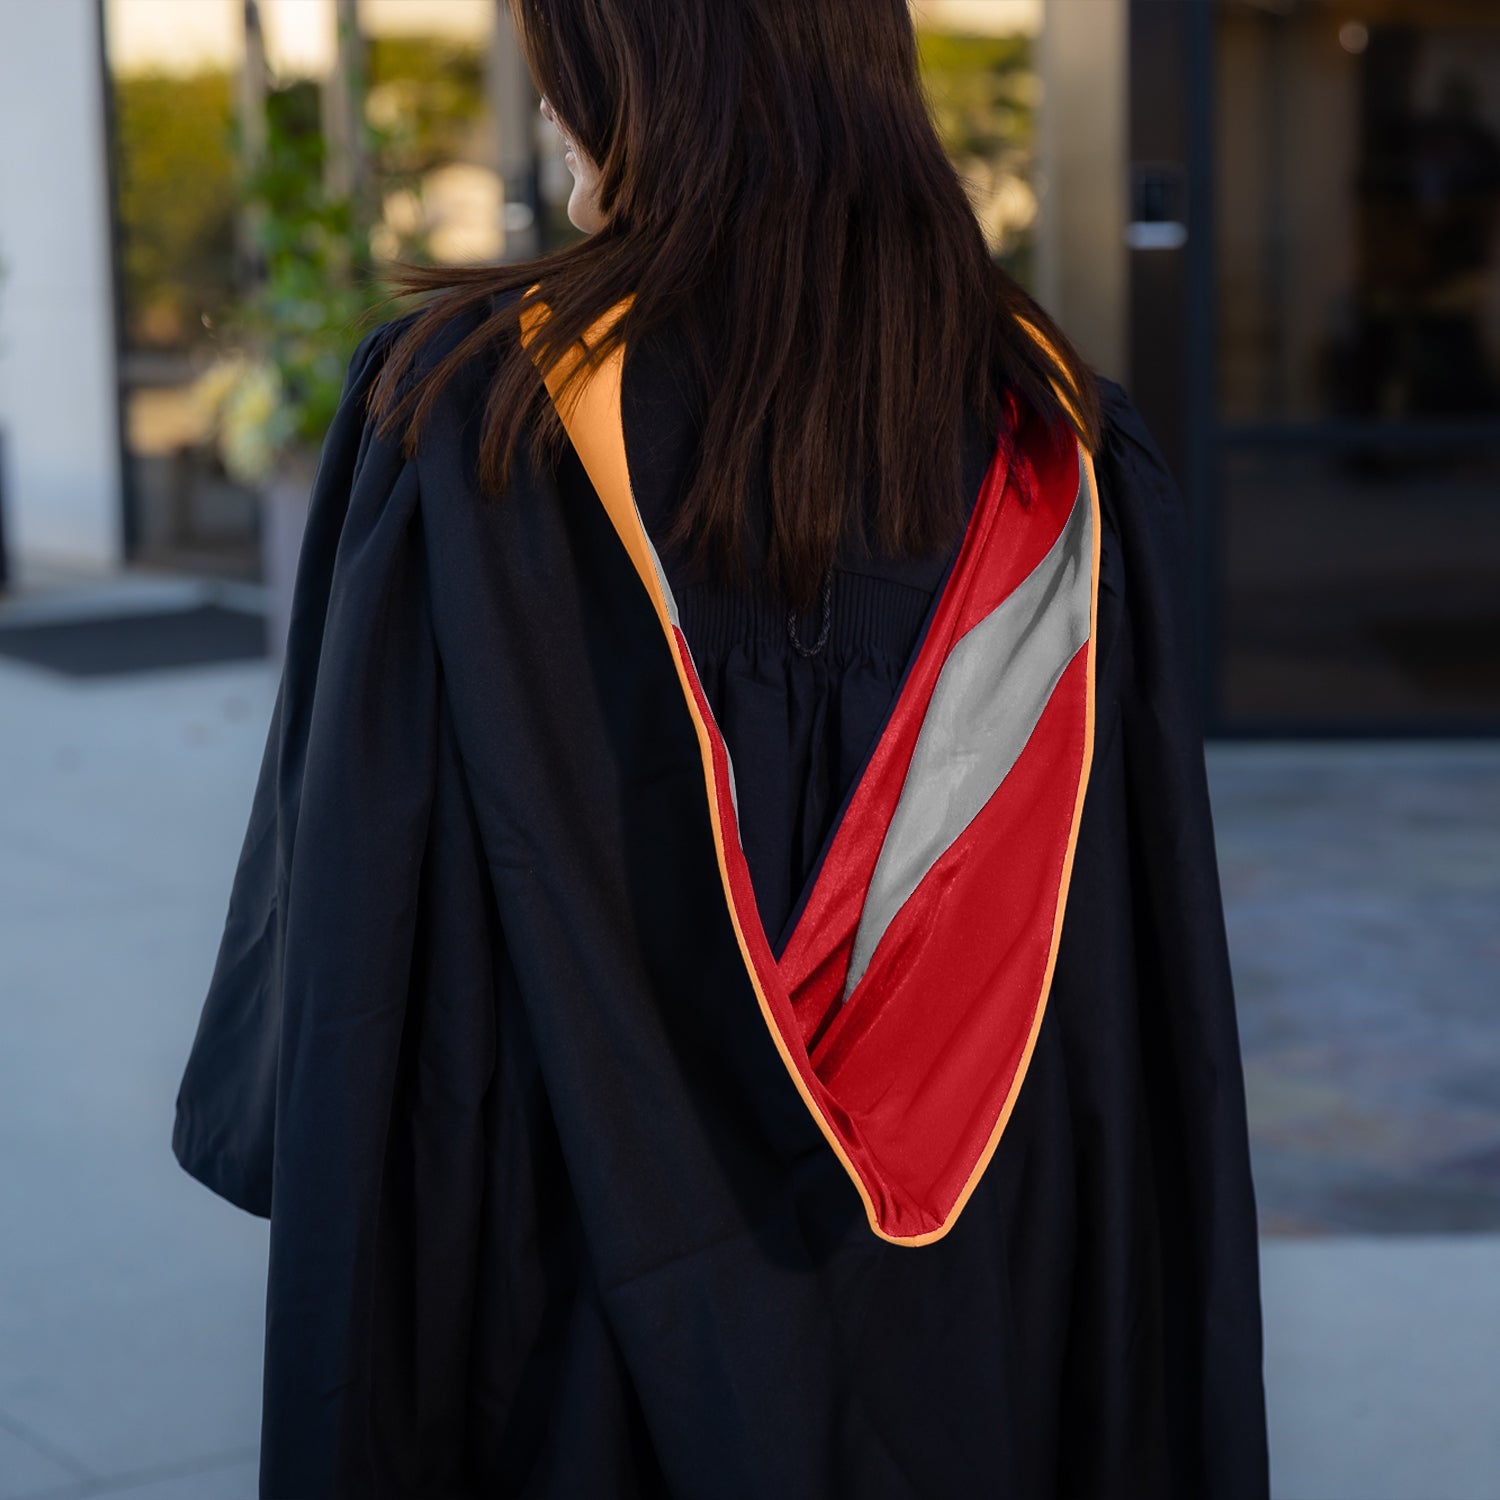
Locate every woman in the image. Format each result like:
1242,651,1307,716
173,1,1268,1495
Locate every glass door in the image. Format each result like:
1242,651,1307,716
1214,0,1500,731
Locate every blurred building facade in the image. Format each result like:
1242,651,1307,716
0,0,1495,734
1205,0,1500,732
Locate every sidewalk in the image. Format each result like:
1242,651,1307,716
1209,742,1500,1235
1,641,1497,1498
0,653,271,1498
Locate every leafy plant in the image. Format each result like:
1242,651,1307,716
365,35,487,179
916,27,1039,282
113,69,239,349
197,53,431,485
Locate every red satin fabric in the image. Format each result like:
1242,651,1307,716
674,402,1094,1240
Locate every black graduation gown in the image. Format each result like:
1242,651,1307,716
171,304,1269,1500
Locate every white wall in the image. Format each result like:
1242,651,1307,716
0,0,124,579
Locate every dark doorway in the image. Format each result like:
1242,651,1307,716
1131,0,1500,735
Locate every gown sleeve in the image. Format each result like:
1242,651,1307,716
170,314,435,1218
1093,377,1270,1495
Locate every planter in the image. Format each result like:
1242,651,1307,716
0,425,9,590
260,450,319,663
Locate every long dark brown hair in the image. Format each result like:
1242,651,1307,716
365,0,1100,611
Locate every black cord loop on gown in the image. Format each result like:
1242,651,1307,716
786,567,834,658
